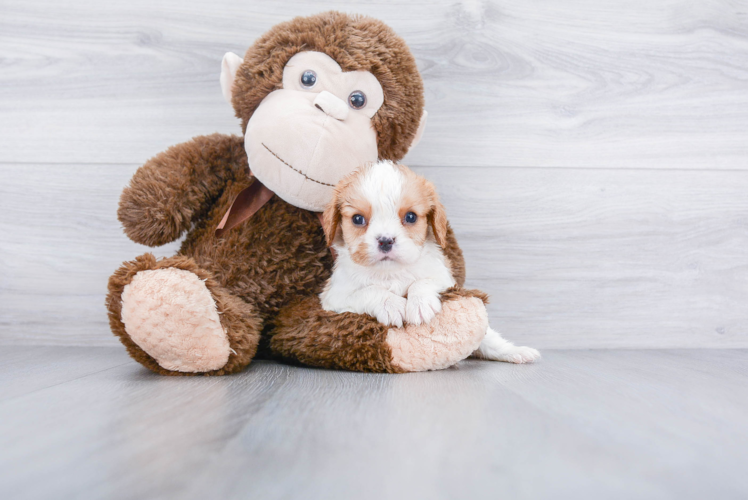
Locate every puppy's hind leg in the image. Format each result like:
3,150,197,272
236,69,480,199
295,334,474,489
471,327,540,364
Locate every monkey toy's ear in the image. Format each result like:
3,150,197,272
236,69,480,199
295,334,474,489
409,110,428,151
220,52,244,104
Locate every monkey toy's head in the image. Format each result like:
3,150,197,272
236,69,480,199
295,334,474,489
220,11,427,212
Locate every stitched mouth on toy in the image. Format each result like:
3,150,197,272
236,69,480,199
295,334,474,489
261,143,334,187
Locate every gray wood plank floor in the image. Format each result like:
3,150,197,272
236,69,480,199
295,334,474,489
1,347,746,500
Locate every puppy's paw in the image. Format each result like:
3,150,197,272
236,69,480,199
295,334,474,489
405,291,442,325
374,294,407,327
504,346,541,364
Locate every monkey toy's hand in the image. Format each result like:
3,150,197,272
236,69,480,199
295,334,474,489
118,134,245,247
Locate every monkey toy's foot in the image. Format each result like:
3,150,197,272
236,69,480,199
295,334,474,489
107,254,261,375
121,268,232,373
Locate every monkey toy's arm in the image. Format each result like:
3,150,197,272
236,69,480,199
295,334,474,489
118,133,248,247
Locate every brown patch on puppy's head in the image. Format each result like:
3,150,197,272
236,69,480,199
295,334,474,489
232,11,424,161
324,161,449,267
397,166,448,248
398,172,431,246
340,200,373,266
323,165,374,265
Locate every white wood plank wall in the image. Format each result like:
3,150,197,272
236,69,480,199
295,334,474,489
1,0,746,348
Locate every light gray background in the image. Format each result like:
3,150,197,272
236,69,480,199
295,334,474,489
1,0,747,349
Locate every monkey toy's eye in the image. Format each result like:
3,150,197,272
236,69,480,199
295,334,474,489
348,91,367,109
404,212,417,224
300,70,317,89
352,214,366,226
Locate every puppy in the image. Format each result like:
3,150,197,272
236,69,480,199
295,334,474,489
320,161,540,364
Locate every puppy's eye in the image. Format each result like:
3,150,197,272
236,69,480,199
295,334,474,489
404,212,417,224
352,214,366,226
348,91,366,109
300,70,317,89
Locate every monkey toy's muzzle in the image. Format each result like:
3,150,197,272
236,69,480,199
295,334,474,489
245,89,379,212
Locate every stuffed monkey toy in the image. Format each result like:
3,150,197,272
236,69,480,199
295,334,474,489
106,11,489,375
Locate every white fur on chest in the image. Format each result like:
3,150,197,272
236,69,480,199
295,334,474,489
320,241,454,313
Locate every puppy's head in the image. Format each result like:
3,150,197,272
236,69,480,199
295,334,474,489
322,160,448,266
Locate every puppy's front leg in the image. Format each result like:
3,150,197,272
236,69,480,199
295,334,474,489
405,279,443,325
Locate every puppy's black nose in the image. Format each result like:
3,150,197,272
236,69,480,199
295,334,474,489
377,236,394,253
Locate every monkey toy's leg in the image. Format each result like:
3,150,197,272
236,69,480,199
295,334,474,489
107,133,261,375
106,253,261,376
271,288,490,373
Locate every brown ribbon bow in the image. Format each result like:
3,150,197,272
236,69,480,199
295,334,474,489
215,178,275,238
215,177,326,239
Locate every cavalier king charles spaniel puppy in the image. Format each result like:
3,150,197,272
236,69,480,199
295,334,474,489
320,161,540,364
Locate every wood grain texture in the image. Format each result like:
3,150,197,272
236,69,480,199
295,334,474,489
421,166,748,348
2,163,746,348
1,0,747,167
1,348,747,499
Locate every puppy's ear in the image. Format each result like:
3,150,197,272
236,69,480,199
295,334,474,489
428,198,449,249
322,194,342,246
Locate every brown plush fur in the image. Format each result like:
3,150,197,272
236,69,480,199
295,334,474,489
273,296,400,373
107,13,474,375
232,11,424,162
118,134,249,247
443,225,466,287
440,286,488,305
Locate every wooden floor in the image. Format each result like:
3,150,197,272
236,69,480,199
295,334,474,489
1,347,746,499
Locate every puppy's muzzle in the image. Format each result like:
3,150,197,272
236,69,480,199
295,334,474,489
377,236,394,253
